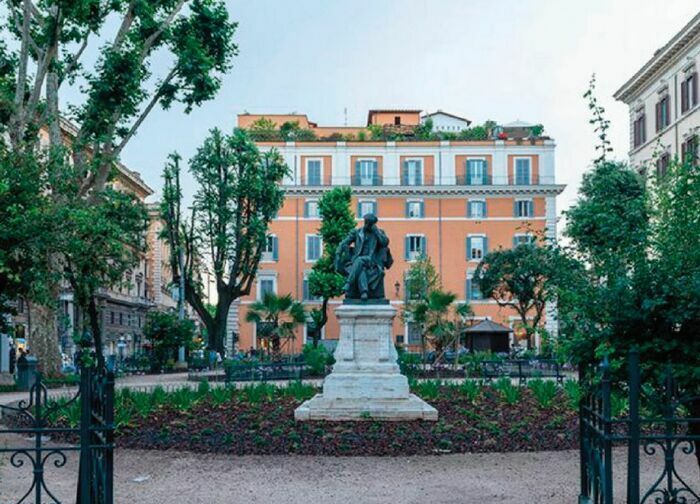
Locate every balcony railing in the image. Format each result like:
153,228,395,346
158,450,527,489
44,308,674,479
288,174,556,187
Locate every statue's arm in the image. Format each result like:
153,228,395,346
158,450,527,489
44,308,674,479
376,228,389,247
334,232,356,272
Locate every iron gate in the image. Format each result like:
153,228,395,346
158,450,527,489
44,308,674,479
579,350,699,504
0,363,114,504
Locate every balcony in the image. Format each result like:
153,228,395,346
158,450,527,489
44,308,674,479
400,170,435,186
455,174,545,185
351,174,383,186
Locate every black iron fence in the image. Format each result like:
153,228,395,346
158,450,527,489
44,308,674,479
579,350,699,504
0,363,114,504
475,359,569,383
222,361,326,383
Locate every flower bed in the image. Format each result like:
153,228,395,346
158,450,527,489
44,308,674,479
28,379,580,456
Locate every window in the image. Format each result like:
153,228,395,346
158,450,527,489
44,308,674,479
681,135,698,165
655,95,671,132
258,278,275,300
468,200,486,219
513,234,535,247
405,235,426,261
656,153,670,178
261,235,278,262
403,159,423,185
467,236,487,261
306,159,322,186
306,235,322,262
681,72,698,113
394,116,401,125
514,158,531,185
466,159,487,185
407,322,422,345
304,199,320,218
119,313,123,326
356,160,379,186
514,200,533,218
357,200,377,218
633,113,646,148
302,277,321,302
466,276,483,301
110,311,115,324
406,200,424,218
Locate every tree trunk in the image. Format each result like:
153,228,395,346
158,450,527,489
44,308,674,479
313,298,330,348
210,305,230,355
26,301,61,376
87,296,105,368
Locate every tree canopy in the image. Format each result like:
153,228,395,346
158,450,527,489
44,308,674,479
161,128,288,354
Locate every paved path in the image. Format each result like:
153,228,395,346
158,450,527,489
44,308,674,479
0,444,698,504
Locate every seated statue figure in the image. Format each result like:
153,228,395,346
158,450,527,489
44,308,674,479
334,214,393,301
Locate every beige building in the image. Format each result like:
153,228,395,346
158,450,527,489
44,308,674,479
614,11,700,174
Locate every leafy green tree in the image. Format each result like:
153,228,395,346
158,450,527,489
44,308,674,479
279,121,316,141
247,117,279,141
307,187,356,347
245,293,305,360
474,241,569,349
1,0,237,360
161,128,288,354
143,310,196,370
413,118,433,140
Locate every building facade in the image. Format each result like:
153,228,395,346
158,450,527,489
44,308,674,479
614,11,700,173
421,111,471,133
234,110,564,354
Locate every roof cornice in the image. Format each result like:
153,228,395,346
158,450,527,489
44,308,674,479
614,11,700,103
282,184,566,197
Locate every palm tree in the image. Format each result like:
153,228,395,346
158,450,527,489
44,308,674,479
411,290,473,366
245,293,306,360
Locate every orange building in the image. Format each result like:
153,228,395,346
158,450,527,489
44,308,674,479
231,110,564,355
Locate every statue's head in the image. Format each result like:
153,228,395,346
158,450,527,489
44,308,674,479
362,213,378,230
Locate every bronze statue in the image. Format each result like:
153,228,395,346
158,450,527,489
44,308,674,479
334,214,393,301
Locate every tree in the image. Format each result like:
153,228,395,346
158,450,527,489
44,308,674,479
402,256,471,364
474,241,568,349
307,187,356,347
245,293,305,360
143,310,196,370
1,0,237,360
161,128,288,354
279,121,316,141
247,117,279,141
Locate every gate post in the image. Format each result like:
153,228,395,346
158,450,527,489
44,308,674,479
601,358,613,504
627,349,640,504
78,358,92,503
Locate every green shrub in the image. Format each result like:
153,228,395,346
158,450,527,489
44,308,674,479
239,383,276,403
563,379,581,409
460,351,502,377
209,385,233,406
281,380,316,402
414,380,442,400
493,378,520,405
459,380,482,402
302,344,333,375
528,379,558,408
197,380,211,396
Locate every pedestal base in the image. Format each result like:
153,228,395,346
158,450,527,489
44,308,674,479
295,302,437,422
295,393,437,421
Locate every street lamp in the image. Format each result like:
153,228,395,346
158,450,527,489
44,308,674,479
394,281,401,298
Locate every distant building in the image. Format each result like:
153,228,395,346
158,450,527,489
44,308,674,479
233,109,564,354
421,110,471,133
614,11,700,174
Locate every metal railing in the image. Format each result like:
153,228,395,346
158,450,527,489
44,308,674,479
287,174,557,187
476,359,568,384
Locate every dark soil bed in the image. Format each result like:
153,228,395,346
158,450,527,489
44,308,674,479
118,388,578,456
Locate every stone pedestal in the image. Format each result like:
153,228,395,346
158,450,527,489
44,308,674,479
295,303,437,421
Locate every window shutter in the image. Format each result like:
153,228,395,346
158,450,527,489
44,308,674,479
419,201,424,218
405,201,410,217
483,236,489,255
303,202,309,218
404,236,410,260
402,160,408,185
682,80,689,112
372,160,378,184
421,236,427,255
466,237,471,260
513,236,519,248
693,73,699,106
303,279,309,301
466,200,472,218
372,201,377,215
465,160,471,185
483,200,488,218
357,201,362,218
354,160,360,185
272,237,279,260
514,201,519,217
466,278,471,300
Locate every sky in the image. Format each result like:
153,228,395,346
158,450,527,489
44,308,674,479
65,0,700,217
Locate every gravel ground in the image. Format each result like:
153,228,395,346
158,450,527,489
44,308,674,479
1,440,698,504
